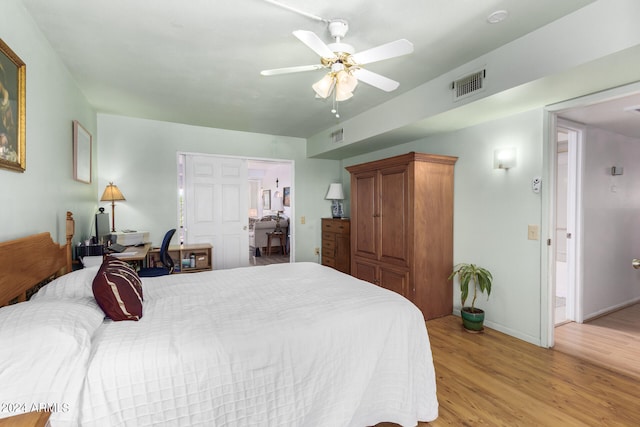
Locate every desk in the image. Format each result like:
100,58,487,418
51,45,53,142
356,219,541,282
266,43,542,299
147,244,212,273
107,244,150,269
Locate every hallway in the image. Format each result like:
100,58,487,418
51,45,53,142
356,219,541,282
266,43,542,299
554,303,640,380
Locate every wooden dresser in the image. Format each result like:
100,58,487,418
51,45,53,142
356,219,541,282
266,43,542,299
321,218,350,274
346,152,457,320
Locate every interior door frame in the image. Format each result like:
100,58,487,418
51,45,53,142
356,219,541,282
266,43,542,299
543,112,585,347
541,82,640,346
556,120,584,325
177,152,295,264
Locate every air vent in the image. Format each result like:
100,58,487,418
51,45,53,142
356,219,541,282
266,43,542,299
331,128,344,144
452,69,486,101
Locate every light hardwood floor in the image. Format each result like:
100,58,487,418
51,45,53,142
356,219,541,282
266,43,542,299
378,314,640,426
554,303,640,380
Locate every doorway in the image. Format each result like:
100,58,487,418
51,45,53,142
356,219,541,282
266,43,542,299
178,153,294,270
248,159,293,265
545,83,640,349
554,122,582,326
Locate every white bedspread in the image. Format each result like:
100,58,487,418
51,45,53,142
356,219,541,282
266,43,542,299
76,262,437,426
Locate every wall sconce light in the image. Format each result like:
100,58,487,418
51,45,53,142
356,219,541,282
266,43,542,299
494,147,517,170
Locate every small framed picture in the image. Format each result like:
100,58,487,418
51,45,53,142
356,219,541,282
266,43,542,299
0,39,26,173
283,187,290,207
262,189,271,210
73,120,92,183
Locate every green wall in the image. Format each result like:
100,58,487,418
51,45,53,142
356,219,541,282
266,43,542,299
341,108,545,344
97,114,341,263
0,0,97,244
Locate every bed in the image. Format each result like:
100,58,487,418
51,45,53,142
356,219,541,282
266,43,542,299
0,213,438,426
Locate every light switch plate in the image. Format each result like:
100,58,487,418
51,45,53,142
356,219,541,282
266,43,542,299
528,224,540,240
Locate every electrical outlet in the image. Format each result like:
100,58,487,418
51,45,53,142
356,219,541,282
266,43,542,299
314,247,320,255
528,224,540,240
301,216,306,224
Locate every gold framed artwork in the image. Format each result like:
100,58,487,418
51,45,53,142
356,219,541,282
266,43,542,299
73,120,92,183
0,39,26,173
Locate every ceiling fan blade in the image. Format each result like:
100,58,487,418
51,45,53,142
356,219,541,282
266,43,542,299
351,39,414,65
261,64,325,76
352,68,400,92
293,30,337,60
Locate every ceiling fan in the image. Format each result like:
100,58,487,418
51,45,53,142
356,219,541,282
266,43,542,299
260,15,413,114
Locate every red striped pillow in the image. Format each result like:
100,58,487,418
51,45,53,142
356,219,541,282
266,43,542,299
92,256,143,321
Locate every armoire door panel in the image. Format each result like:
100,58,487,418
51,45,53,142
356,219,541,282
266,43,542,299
352,257,378,285
352,172,378,259
379,265,410,298
379,166,409,265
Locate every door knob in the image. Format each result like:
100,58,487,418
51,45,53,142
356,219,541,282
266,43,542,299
633,259,640,269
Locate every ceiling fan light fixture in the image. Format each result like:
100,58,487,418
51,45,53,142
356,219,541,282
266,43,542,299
335,87,353,102
312,74,335,98
336,70,358,93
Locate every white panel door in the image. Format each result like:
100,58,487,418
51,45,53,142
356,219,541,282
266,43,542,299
185,154,249,269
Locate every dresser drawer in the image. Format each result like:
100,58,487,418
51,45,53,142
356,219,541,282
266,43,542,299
322,240,335,252
322,219,350,234
321,218,350,275
322,256,336,268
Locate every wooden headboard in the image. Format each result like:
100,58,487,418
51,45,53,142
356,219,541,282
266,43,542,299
0,211,75,306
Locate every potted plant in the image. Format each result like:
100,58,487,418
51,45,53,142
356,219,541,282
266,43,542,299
448,263,493,332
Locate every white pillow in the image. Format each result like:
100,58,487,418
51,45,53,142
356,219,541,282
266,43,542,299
0,300,104,421
30,266,100,301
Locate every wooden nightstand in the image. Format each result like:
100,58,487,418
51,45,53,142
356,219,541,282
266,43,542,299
321,218,350,274
0,412,50,427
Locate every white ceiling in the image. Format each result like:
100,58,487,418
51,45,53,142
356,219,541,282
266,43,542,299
558,93,640,139
21,0,616,140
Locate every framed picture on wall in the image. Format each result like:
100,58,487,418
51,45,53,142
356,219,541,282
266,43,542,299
262,189,271,210
0,38,26,173
283,187,290,207
73,120,92,183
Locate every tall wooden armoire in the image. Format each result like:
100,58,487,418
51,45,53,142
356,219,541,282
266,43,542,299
346,152,458,320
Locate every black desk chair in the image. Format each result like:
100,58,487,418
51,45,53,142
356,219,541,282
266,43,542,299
138,229,176,277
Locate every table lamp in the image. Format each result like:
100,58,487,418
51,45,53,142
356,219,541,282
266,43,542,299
325,183,344,219
100,182,126,232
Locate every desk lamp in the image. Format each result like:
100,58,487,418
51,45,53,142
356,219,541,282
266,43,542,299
100,182,126,232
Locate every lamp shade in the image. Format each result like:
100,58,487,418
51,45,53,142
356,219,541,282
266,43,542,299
336,70,358,100
100,182,126,202
493,147,517,170
272,193,284,211
312,74,336,99
325,183,344,200
100,182,125,232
